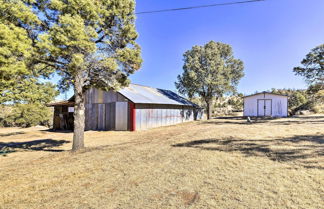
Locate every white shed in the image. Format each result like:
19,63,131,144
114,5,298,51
243,92,288,117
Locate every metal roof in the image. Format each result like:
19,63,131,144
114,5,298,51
243,91,288,98
47,84,200,107
118,84,199,107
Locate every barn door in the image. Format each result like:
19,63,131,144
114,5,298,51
105,103,115,131
257,99,272,117
115,102,128,131
97,104,106,130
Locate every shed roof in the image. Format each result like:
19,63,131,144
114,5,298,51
118,84,199,107
243,91,288,98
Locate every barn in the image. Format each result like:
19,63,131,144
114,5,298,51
48,84,203,131
243,92,288,117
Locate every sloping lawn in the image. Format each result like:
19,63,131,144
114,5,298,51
0,115,323,208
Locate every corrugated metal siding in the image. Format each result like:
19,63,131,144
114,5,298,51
85,103,96,130
115,102,128,131
106,103,116,130
85,88,129,131
134,104,202,130
83,87,202,131
97,104,105,130
85,88,128,104
85,103,117,131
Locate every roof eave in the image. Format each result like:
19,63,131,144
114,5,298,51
46,101,75,107
243,92,289,98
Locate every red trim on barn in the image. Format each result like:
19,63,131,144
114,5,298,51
130,102,136,131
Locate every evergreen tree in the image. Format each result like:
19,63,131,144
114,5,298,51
176,41,244,119
1,0,142,151
293,44,324,87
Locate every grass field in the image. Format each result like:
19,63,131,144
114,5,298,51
0,115,323,209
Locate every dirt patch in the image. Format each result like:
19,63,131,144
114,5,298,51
177,190,200,205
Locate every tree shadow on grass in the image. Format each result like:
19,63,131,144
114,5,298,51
0,139,70,156
202,116,283,125
172,134,324,169
0,131,25,137
202,116,324,126
293,116,324,120
270,120,324,125
202,120,271,126
41,129,73,133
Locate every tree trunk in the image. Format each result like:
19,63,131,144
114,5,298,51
72,71,85,151
206,99,212,120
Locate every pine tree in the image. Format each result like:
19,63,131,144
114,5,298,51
1,0,142,151
176,41,244,119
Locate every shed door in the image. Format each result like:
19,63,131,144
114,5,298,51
115,102,128,131
265,100,272,116
257,99,272,116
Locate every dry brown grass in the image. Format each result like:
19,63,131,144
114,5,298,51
0,115,323,209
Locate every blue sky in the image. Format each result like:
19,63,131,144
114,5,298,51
54,0,324,100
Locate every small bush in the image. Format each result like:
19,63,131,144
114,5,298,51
3,104,52,128
312,104,324,114
292,101,316,115
289,91,307,110
0,105,13,127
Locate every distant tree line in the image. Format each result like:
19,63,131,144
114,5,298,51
270,87,323,115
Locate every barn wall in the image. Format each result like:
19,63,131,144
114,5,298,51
83,88,203,131
84,88,129,131
243,93,288,117
85,88,128,104
134,104,202,130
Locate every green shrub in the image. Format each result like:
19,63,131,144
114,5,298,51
289,91,307,109
292,101,316,114
0,105,12,127
3,104,52,128
312,104,324,114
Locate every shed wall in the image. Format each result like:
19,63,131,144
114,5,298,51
135,104,202,130
243,93,288,117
